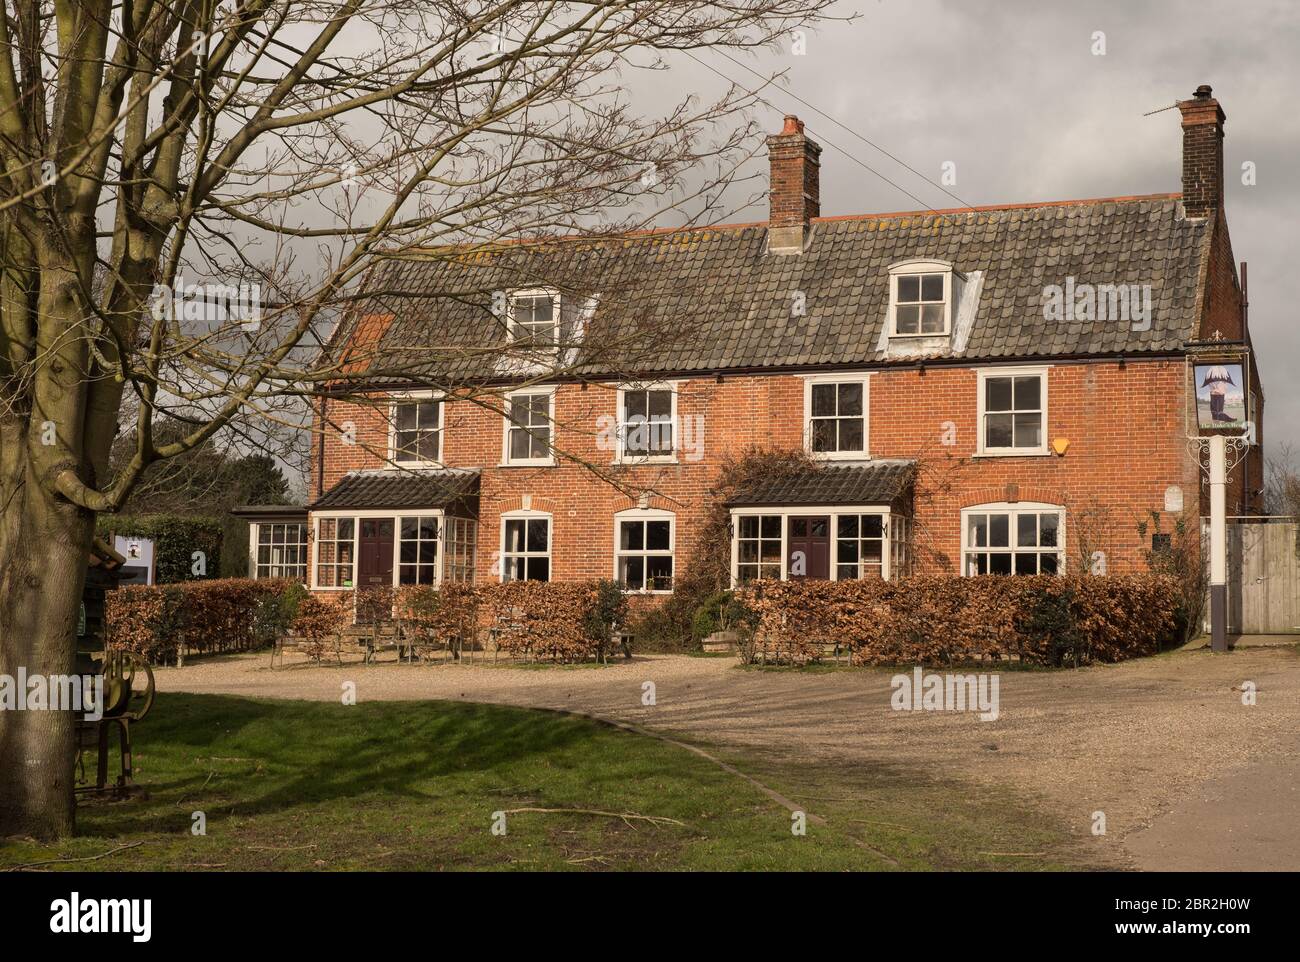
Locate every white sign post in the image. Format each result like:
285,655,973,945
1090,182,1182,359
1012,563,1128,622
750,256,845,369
1207,435,1228,653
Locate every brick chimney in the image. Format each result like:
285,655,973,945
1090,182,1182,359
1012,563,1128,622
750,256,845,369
767,114,821,253
1178,84,1226,218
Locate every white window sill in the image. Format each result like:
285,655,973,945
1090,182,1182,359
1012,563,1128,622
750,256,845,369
971,449,1052,459
613,455,678,466
808,450,870,462
620,588,674,595
497,460,557,468
390,459,445,469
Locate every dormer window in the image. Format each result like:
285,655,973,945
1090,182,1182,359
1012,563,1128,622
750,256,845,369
888,261,956,337
508,290,560,348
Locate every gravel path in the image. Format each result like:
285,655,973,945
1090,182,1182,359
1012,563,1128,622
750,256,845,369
155,643,1300,870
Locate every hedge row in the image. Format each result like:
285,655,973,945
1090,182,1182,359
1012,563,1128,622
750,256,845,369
106,578,300,664
106,579,628,664
736,575,1181,667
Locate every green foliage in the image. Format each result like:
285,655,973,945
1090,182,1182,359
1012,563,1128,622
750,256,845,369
251,583,309,646
97,513,223,583
584,579,629,644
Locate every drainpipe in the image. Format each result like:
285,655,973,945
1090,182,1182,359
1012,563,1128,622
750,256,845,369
1208,434,1228,652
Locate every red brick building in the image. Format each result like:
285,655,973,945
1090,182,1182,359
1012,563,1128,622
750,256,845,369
237,85,1264,595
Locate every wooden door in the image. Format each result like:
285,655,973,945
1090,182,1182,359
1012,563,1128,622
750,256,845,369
787,516,830,580
357,519,395,587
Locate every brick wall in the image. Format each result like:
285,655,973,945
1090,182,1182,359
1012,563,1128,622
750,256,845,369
314,357,1212,583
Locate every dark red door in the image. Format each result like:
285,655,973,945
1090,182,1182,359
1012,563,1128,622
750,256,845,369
357,519,394,587
787,516,830,580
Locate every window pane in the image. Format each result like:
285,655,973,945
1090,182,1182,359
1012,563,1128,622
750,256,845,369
897,275,920,302
1015,553,1038,575
419,541,437,563
760,540,781,563
968,514,987,548
646,556,673,590
838,418,864,452
837,384,863,416
895,304,919,333
1040,514,1059,548
811,383,836,417
401,518,418,540
647,390,672,417
624,389,647,420
986,413,1014,448
863,515,884,538
400,541,417,563
620,521,644,550
837,540,857,563
621,556,644,589
990,514,1010,547
1017,513,1038,548
646,521,670,551
811,419,837,452
989,552,1013,575
836,564,857,580
920,303,945,333
921,273,944,301
737,564,757,584
739,516,758,539
986,377,1013,411
526,557,550,581
258,525,271,544
759,516,781,539
338,519,354,540
509,428,532,461
1040,553,1058,574
504,520,525,552
396,404,417,431
838,516,859,538
790,518,807,537
739,541,758,564
1013,413,1041,449
526,519,549,552
1013,376,1041,410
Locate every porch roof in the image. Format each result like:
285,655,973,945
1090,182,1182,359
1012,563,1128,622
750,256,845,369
725,459,915,508
309,468,480,516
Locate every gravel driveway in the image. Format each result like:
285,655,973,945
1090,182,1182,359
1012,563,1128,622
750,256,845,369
155,643,1300,870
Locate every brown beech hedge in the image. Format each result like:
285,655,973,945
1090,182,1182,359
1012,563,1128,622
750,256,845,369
107,579,628,664
736,575,1182,666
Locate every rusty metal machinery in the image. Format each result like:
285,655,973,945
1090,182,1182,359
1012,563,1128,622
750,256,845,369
75,540,156,798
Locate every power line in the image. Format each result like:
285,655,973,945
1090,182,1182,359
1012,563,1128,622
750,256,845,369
702,47,977,212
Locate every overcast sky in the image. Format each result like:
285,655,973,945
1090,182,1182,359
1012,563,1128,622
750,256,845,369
649,0,1299,463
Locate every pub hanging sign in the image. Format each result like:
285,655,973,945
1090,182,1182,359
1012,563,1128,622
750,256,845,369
1187,347,1253,441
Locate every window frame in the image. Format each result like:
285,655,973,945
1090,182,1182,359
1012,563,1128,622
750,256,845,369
505,288,562,349
388,391,444,466
888,260,954,338
500,386,557,467
311,509,449,590
499,510,552,583
803,373,870,461
615,382,678,464
249,521,309,582
959,501,1065,577
728,505,899,586
612,509,675,594
975,365,1050,457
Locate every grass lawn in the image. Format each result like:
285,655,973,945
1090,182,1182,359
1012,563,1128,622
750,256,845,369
0,693,1094,871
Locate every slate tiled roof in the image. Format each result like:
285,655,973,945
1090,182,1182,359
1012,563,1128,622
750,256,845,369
344,194,1210,382
726,460,915,507
310,469,479,515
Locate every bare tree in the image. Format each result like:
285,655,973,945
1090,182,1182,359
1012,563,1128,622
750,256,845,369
0,0,836,838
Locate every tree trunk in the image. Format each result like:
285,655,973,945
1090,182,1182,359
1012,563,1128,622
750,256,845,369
0,440,94,839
